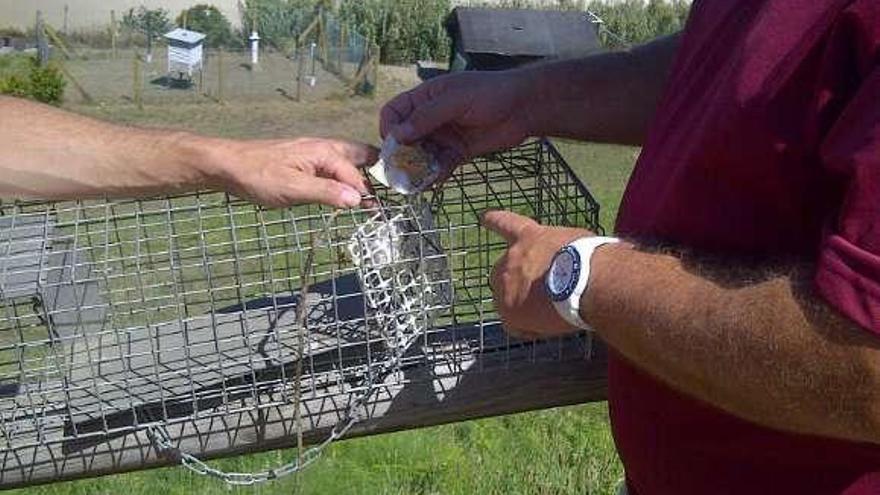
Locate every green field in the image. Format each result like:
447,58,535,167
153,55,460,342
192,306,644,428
2,60,638,495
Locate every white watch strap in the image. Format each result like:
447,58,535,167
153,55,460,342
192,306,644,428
553,236,620,330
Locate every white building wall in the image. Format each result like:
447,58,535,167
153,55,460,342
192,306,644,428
0,0,241,30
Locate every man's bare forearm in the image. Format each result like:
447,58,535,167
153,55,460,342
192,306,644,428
524,34,680,146
0,96,229,199
583,244,880,444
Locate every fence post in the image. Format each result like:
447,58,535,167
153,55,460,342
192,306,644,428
132,54,143,110
110,10,118,59
217,48,224,103
35,11,49,67
338,24,345,75
369,42,380,98
318,7,328,64
296,45,304,102
63,4,69,35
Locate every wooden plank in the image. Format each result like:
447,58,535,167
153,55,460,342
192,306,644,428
0,330,608,488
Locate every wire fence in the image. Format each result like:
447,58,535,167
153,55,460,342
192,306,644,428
320,13,378,95
13,8,378,107
0,140,604,488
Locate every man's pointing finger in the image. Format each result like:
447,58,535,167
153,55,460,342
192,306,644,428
481,210,539,243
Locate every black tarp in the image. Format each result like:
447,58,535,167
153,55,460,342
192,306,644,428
445,8,603,71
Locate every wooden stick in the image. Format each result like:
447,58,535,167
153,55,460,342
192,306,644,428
132,54,143,110
296,44,303,102
56,61,94,104
35,11,49,67
110,10,117,59
216,48,224,104
318,8,328,64
43,24,75,60
296,15,320,47
337,24,345,74
369,42,380,98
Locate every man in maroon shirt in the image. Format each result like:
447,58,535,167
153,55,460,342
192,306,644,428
381,1,880,493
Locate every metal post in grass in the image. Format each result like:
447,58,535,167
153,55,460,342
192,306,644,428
309,42,317,84
132,54,143,110
296,45,304,102
217,48,224,104
318,7,328,64
63,5,69,35
35,11,49,67
338,24,345,77
110,10,118,59
369,42,380,98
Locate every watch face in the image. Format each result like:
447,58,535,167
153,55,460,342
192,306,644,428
546,246,581,302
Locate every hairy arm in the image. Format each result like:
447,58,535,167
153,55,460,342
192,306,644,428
483,210,880,445
0,96,374,207
0,96,217,199
525,33,681,146
585,245,880,444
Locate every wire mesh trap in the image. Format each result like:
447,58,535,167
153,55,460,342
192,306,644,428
0,140,602,487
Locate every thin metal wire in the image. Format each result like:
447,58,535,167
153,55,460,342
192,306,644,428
586,11,630,48
0,141,601,486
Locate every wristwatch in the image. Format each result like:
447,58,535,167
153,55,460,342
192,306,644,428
545,236,620,330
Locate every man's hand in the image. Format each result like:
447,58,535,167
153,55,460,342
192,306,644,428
481,210,592,339
380,71,535,171
0,97,378,208
209,137,377,209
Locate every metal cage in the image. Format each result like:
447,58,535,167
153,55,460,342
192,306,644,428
0,140,603,487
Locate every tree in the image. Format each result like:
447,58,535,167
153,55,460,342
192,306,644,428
123,6,172,62
587,0,691,48
239,0,316,49
177,4,236,48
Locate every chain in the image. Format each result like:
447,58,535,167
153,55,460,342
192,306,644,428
147,358,396,486
145,204,424,486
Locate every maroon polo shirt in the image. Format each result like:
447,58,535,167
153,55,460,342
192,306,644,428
612,0,880,493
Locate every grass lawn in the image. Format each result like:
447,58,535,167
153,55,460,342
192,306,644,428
2,60,638,494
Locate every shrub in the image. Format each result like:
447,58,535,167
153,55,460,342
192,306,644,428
27,61,66,104
0,74,30,98
0,27,26,38
0,57,66,105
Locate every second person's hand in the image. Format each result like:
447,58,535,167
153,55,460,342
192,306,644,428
482,210,593,340
206,137,377,209
380,70,538,173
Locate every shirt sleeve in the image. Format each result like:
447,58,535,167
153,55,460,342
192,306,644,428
815,65,880,333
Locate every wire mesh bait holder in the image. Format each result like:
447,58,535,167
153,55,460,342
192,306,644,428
147,200,452,485
0,140,602,488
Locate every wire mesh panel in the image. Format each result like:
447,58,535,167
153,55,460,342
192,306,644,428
0,140,603,487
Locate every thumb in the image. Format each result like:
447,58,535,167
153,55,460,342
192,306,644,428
392,94,468,145
481,210,538,243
